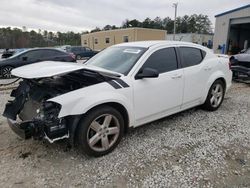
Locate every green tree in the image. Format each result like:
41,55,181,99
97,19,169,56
153,17,163,29
142,18,153,28
103,25,112,30
90,27,101,33
162,17,174,33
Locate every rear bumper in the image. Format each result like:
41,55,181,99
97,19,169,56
7,119,34,139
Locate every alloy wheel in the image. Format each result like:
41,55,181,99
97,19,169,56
76,55,81,60
87,114,120,152
210,84,223,108
2,67,13,79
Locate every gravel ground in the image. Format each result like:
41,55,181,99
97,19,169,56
0,82,250,187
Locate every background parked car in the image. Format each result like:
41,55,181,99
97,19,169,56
60,45,71,52
0,48,76,78
230,48,250,80
1,48,29,59
230,48,250,67
66,46,98,60
1,49,15,59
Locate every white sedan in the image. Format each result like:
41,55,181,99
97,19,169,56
3,41,232,157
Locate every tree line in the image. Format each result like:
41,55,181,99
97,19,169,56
90,14,213,34
0,14,212,49
0,27,81,49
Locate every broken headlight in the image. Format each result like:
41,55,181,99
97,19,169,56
39,102,68,140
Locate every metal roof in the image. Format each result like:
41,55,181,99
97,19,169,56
215,4,250,17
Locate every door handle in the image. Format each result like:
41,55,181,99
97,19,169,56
204,66,212,71
171,74,182,79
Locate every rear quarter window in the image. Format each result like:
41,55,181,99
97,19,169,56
180,47,205,68
201,50,207,58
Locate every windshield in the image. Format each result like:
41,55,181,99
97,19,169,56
86,46,147,75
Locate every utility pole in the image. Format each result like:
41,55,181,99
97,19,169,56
173,3,178,41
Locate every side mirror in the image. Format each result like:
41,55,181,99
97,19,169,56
22,56,28,61
135,67,159,80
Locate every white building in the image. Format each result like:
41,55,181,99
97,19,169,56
213,4,250,54
166,33,213,48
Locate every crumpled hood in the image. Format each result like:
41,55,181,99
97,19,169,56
11,61,122,79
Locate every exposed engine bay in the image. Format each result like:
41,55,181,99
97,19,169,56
3,69,111,142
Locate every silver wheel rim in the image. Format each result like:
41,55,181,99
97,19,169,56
87,114,120,152
76,55,81,60
210,84,223,108
2,67,12,78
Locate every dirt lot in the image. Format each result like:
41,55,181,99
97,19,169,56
0,82,250,187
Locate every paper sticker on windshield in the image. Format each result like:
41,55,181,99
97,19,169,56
123,49,141,54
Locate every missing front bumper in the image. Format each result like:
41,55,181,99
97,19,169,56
7,119,36,139
3,80,69,143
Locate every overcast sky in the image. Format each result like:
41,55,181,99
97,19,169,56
0,0,249,32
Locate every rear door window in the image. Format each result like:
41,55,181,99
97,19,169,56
44,50,65,57
85,47,92,52
41,50,56,57
81,47,86,51
179,47,205,68
71,47,80,52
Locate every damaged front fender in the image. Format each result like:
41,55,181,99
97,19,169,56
3,81,30,120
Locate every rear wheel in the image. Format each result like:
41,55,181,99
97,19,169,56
1,66,13,79
202,80,225,111
77,105,124,157
76,55,81,60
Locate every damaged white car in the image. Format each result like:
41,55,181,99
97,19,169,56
3,41,232,157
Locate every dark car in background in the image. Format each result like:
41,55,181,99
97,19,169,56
1,49,15,59
230,48,250,80
1,48,29,59
66,46,98,60
0,48,76,78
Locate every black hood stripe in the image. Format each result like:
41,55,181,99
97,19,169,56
107,79,130,89
107,80,122,89
114,79,130,88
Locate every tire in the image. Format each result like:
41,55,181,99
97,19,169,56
76,55,81,60
77,105,124,157
202,80,225,111
1,66,13,79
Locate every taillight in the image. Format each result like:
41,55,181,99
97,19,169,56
69,53,75,60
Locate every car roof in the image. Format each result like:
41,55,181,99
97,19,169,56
115,40,204,48
29,48,62,51
9,48,66,58
69,46,83,48
20,48,66,53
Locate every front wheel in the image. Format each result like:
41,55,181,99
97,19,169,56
202,80,225,111
77,106,124,157
1,66,13,79
76,55,82,60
